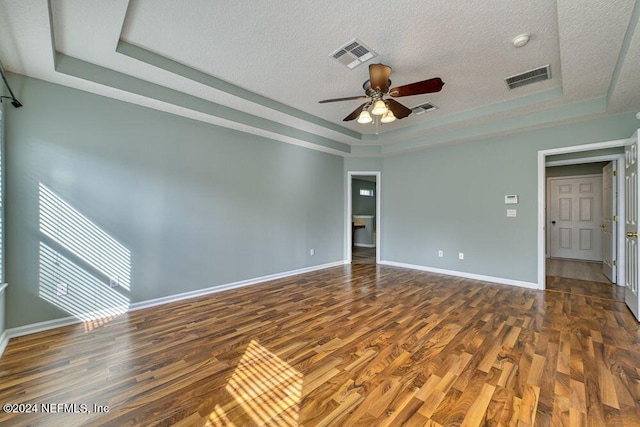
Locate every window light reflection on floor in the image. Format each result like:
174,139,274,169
208,340,303,426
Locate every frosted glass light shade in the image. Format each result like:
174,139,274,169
381,110,396,123
371,100,388,116
357,110,373,123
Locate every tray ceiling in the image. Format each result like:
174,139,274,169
0,0,638,155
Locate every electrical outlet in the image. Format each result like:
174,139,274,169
109,276,119,288
438,250,444,257
310,249,315,256
458,252,464,260
56,283,68,296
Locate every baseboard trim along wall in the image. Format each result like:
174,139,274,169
0,260,347,357
379,260,541,290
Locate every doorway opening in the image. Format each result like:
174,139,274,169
346,171,381,264
546,168,610,283
538,138,629,289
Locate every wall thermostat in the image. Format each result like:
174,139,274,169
505,195,519,204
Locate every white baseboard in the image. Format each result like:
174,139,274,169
354,243,375,248
0,331,8,358
5,316,81,340
128,260,346,312
2,260,347,347
379,260,541,290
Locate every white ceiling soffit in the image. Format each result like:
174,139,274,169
0,0,638,156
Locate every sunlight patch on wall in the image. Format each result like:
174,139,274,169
38,183,132,327
208,340,302,426
39,183,131,290
39,242,129,322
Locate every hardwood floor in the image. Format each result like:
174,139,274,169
546,258,611,284
546,275,626,302
1,264,639,426
352,246,376,264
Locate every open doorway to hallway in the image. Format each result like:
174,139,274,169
347,171,380,264
543,149,625,292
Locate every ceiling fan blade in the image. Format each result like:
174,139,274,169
319,95,368,104
389,77,445,97
386,99,412,119
369,63,392,92
343,103,368,122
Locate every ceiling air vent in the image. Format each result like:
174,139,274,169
411,102,438,115
330,39,377,69
505,65,551,90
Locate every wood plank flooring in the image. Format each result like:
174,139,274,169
352,247,376,264
546,275,626,302
1,264,640,426
546,258,611,284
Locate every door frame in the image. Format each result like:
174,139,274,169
346,171,381,264
538,139,629,288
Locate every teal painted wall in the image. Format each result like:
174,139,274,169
4,74,344,328
382,114,638,283
345,157,383,172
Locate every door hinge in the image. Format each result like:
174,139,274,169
613,170,617,177
614,215,618,221
614,260,617,266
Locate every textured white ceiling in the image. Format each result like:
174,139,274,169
0,0,639,152
120,0,562,133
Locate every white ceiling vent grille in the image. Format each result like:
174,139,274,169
505,65,551,90
330,39,377,69
411,102,438,115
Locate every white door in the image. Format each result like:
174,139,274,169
602,162,617,282
625,135,640,321
549,176,603,261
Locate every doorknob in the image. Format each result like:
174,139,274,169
551,221,556,225
600,224,606,228
627,231,639,238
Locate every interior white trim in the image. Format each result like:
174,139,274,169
0,283,7,294
380,260,540,290
346,171,381,264
546,154,624,167
0,331,8,358
538,139,630,289
0,260,346,347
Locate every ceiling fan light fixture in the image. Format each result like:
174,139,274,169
381,110,396,123
371,100,388,116
357,110,373,124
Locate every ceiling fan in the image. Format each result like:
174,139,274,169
319,63,444,124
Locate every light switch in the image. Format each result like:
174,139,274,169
507,209,517,217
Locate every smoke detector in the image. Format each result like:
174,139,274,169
512,34,531,48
